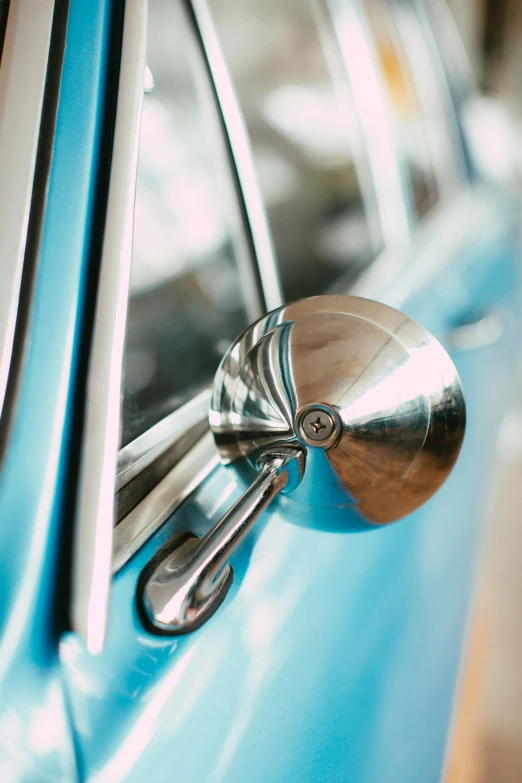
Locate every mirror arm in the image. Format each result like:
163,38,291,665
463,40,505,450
141,448,305,634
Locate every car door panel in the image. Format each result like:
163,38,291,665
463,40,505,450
62,439,484,783
0,0,120,777
57,1,522,782
61,180,520,783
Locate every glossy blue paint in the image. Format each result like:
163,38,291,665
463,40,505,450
0,1,520,780
59,182,520,782
0,0,117,778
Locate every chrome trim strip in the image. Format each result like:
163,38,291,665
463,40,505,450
325,0,411,246
115,418,209,524
71,0,147,654
0,0,55,421
313,0,383,255
425,0,476,94
113,430,219,574
391,1,462,197
180,0,263,322
190,0,284,311
117,388,212,492
414,0,467,185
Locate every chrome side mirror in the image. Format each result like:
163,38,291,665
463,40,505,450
140,295,465,634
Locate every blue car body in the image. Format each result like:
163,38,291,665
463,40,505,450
0,0,519,781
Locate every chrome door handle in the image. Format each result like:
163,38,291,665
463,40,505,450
141,449,304,634
139,295,465,635
448,311,505,352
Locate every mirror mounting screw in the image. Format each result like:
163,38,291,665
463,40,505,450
300,409,335,443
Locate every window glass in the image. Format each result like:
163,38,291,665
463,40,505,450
210,0,382,303
363,0,439,218
120,0,251,447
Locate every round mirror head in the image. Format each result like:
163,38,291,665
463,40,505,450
210,295,465,524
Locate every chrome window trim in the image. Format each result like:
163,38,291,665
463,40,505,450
414,0,469,185
190,0,284,312
353,0,443,221
425,0,476,95
392,0,464,197
117,388,212,492
71,0,147,655
178,0,264,323
113,430,219,574
112,0,273,569
313,0,384,256
325,0,412,246
0,0,56,423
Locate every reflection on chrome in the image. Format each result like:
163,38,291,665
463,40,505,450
212,294,465,523
140,295,465,635
143,65,154,93
141,449,305,634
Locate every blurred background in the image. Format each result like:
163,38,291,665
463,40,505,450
443,2,522,782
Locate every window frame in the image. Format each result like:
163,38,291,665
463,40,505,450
422,0,477,181
71,0,147,654
0,0,57,447
119,0,272,449
343,0,476,303
357,0,467,223
73,0,287,649
204,0,388,303
114,0,287,543
326,0,412,245
397,0,467,195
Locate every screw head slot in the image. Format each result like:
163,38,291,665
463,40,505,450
297,405,341,448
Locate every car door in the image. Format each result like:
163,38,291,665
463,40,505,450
58,2,520,783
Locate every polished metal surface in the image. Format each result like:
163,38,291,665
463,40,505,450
298,406,338,445
141,448,304,633
426,0,476,93
312,0,383,255
326,0,411,245
116,388,212,492
113,431,219,574
71,0,147,654
390,0,462,197
173,0,265,325
191,0,284,312
414,0,467,186
115,419,209,524
0,0,55,423
211,294,465,524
